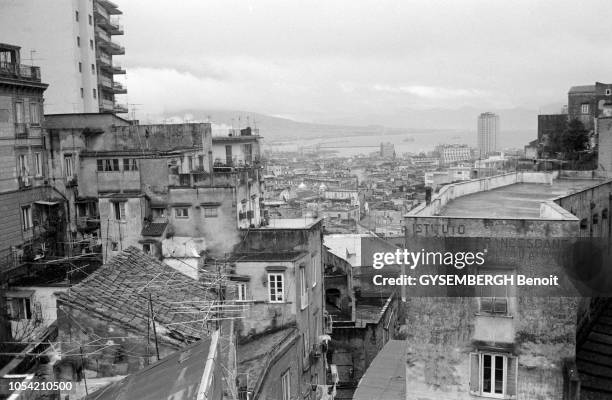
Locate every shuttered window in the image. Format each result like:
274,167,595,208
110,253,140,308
469,352,517,398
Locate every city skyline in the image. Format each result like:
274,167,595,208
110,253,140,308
111,0,612,127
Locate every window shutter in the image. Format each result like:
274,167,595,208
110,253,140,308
506,356,518,398
469,352,480,394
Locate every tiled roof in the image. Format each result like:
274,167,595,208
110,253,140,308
57,247,216,345
85,336,212,400
569,85,595,94
141,221,168,237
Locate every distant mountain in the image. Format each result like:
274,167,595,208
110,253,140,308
160,109,426,142
159,107,541,148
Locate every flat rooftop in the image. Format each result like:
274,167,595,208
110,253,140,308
439,179,599,218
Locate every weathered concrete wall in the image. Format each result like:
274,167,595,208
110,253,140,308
234,260,298,336
599,117,612,177
99,196,146,262
554,179,612,238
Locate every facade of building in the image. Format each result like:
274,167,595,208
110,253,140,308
436,144,472,165
0,44,72,287
403,171,612,399
232,219,329,399
379,142,395,159
477,112,499,157
0,0,126,114
568,82,612,132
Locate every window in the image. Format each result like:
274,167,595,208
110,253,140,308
91,64,95,74
280,370,291,400
300,266,308,309
93,88,97,99
175,207,189,218
143,243,152,255
111,241,118,251
89,39,94,50
7,297,32,320
606,89,612,96
203,206,218,218
99,159,120,171
581,103,590,114
188,156,193,171
479,282,508,315
78,62,82,73
113,202,126,221
88,14,92,25
469,353,517,398
29,102,40,125
80,88,84,98
34,152,42,176
268,273,284,303
77,36,80,47
15,101,24,123
198,155,204,169
18,154,28,177
75,10,79,21
21,205,33,230
237,282,247,301
123,158,138,171
64,154,74,178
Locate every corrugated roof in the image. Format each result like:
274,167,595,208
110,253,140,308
85,337,212,400
569,85,595,94
353,340,406,400
57,247,216,345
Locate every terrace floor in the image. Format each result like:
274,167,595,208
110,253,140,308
438,179,599,218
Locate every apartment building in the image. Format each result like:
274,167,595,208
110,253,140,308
435,144,472,165
0,0,126,114
477,112,499,158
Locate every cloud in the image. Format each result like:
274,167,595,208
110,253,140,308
372,85,487,99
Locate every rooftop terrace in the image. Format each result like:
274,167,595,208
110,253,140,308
439,179,599,218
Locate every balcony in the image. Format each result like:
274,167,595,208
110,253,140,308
99,40,125,55
114,103,128,113
100,99,114,112
0,61,42,82
96,53,112,67
99,76,113,90
112,81,127,94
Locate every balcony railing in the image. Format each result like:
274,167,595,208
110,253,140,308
96,53,112,67
99,76,113,89
114,103,128,113
100,99,114,112
112,81,127,94
0,61,42,82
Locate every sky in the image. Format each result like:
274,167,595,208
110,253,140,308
115,0,612,126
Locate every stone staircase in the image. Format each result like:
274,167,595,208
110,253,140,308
577,306,612,399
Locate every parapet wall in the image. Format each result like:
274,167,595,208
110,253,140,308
410,172,559,217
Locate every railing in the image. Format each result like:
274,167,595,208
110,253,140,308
99,76,113,88
97,53,112,66
112,81,126,92
0,61,41,82
100,99,114,111
576,297,612,349
114,103,128,113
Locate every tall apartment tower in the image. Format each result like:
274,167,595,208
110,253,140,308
0,0,126,115
477,112,499,157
